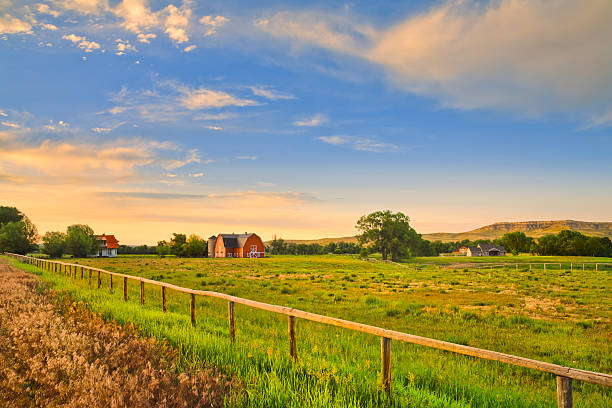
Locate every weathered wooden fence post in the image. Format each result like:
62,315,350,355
544,263,547,271
582,263,585,271
162,287,167,312
557,376,573,408
97,271,101,289
570,263,573,272
88,269,92,286
123,277,128,301
381,337,392,395
228,301,236,342
529,264,532,271
110,274,113,292
190,294,196,326
140,281,145,305
596,264,599,271
288,316,297,360
80,266,84,280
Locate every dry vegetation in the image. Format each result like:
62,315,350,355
0,262,239,407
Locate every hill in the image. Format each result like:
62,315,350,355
423,220,612,242
269,220,612,245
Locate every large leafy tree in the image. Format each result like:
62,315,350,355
170,233,187,257
42,231,67,258
356,210,420,261
184,234,206,257
500,232,533,255
0,217,38,255
0,206,24,226
65,224,96,257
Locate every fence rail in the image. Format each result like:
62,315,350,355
3,253,611,407
365,258,611,272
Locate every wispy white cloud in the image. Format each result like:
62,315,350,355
205,125,222,130
137,32,156,43
257,1,612,117
1,121,20,129
91,121,126,133
584,109,612,129
115,38,136,55
41,23,58,31
235,155,257,160
293,113,327,127
249,86,295,100
317,135,398,153
189,172,203,178
53,0,108,15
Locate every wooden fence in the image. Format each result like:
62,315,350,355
4,253,611,407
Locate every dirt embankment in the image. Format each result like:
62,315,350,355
0,261,238,407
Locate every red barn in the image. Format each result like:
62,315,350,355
209,233,264,258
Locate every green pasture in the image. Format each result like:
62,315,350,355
5,255,611,407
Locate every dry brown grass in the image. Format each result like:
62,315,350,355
0,263,239,407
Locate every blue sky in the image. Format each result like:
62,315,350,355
1,0,611,244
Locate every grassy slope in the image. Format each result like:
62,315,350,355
6,255,611,407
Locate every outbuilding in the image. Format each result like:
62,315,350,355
209,233,265,258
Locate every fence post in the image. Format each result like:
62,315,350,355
228,301,236,342
74,265,77,279
88,269,92,286
123,277,128,301
162,287,166,312
529,264,532,271
570,263,572,272
288,315,297,360
97,271,101,289
582,264,585,271
140,281,145,305
110,274,113,292
596,264,599,271
80,266,84,280
557,376,573,408
544,264,547,271
381,337,392,395
190,294,196,326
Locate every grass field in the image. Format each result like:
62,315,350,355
6,255,611,407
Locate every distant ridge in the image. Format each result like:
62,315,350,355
423,220,612,242
269,220,612,245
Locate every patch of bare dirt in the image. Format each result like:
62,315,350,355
0,261,240,407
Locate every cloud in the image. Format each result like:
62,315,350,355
107,80,258,122
234,155,257,160
183,44,196,52
0,136,202,184
115,38,136,55
178,86,257,109
98,191,205,199
41,23,58,31
113,0,157,34
249,86,295,100
258,1,612,117
1,121,20,128
36,4,61,18
53,0,108,15
205,125,222,130
199,14,228,36
137,32,156,43
316,135,398,152
584,109,612,129
0,110,7,116
293,113,327,127
0,14,33,34
62,33,100,52
91,121,126,133
189,172,203,178
164,3,191,43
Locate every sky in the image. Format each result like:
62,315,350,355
1,0,611,245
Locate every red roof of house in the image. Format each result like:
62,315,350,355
96,234,119,249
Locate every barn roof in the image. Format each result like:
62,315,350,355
479,244,506,252
218,233,257,249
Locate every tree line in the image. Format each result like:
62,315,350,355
266,238,362,255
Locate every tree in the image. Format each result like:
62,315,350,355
184,234,206,257
269,238,287,255
156,240,171,258
65,224,96,257
500,232,533,255
0,206,23,226
42,231,66,258
170,233,187,257
0,217,38,255
356,210,420,261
